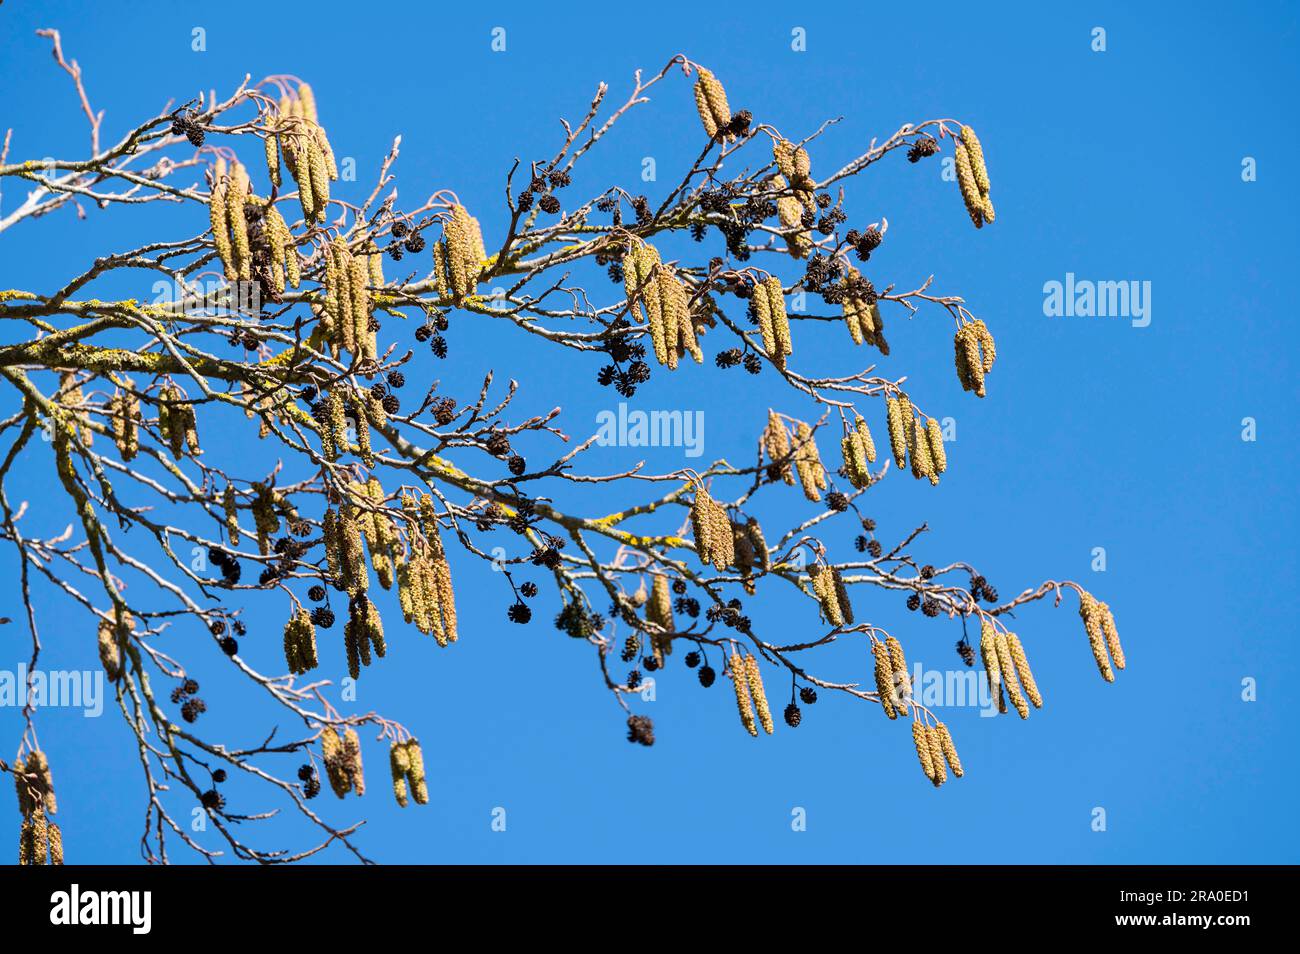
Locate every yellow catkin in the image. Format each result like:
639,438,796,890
979,620,1004,710
297,83,318,124
832,568,854,625
730,652,757,737
48,821,63,864
744,654,774,735
647,574,674,663
910,414,936,484
765,277,792,363
961,125,991,198
444,204,481,301
306,136,329,222
936,722,964,778
773,175,810,258
885,396,908,469
1098,602,1126,670
954,141,984,229
1079,594,1115,682
209,158,235,280
97,620,121,682
855,416,876,464
873,641,898,719
754,274,776,358
343,728,365,797
926,725,948,787
227,162,252,281
811,565,843,627
886,636,911,706
763,410,796,485
389,742,410,808
793,422,824,502
972,319,996,372
291,137,314,223
264,126,281,188
18,818,33,865
912,721,935,781
406,740,428,805
1006,633,1043,708
995,631,1030,719
925,418,947,476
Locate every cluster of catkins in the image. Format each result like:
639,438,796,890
317,387,387,466
841,267,888,354
389,739,428,808
810,563,854,627
873,636,913,719
752,275,792,367
432,203,488,302
729,652,774,737
623,241,703,369
267,83,338,225
912,720,964,788
978,620,1044,720
321,237,381,362
954,125,994,228
691,66,737,142
885,393,948,486
15,750,63,865
282,607,319,675
108,389,140,462
762,412,829,502
156,384,200,460
687,485,771,596
954,319,997,398
209,159,299,295
841,416,877,490
394,493,459,648
1078,592,1127,683
321,727,364,798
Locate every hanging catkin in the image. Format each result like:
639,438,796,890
811,565,843,627
283,606,319,675
744,654,774,735
954,140,984,229
925,418,947,476
646,574,674,664
1005,633,1043,709
730,652,758,737
227,162,252,281
925,725,948,787
1079,593,1115,682
390,741,410,808
209,157,235,279
97,620,121,682
885,396,908,470
936,722,964,778
911,721,935,781
979,620,1005,712
873,641,898,719
961,125,994,223
773,175,811,258
1098,602,1126,671
691,485,717,567
793,422,826,502
763,410,795,485
995,630,1029,719
909,415,936,484
886,636,911,706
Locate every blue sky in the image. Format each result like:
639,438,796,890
1,0,1297,863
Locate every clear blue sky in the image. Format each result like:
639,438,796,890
1,0,1297,864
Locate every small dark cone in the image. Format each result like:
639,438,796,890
684,651,701,669
626,714,655,746
697,665,716,688
784,703,802,728
799,685,818,705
